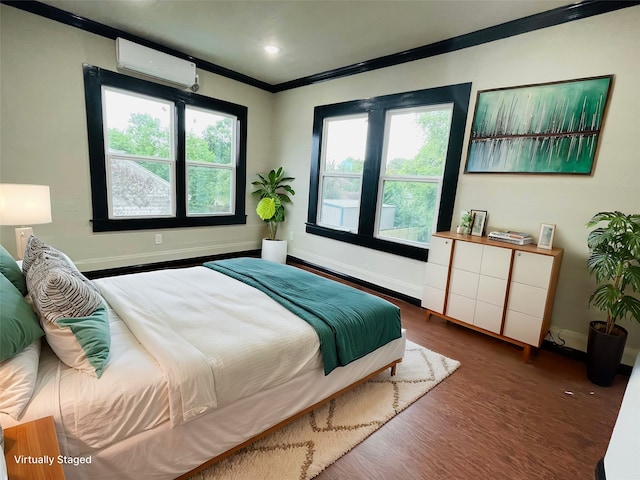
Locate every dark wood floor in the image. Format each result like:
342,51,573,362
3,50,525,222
301,265,628,480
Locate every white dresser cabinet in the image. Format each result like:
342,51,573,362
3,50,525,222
423,232,563,361
474,245,511,333
447,241,481,321
421,235,452,314
446,243,511,334
503,252,555,346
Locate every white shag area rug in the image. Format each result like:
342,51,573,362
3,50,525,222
190,341,460,480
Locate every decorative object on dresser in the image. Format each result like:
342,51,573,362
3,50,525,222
487,230,533,245
422,231,563,361
586,211,640,386
537,223,556,250
252,167,295,263
470,209,487,236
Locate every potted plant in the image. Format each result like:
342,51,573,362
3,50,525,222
586,211,640,386
252,167,295,263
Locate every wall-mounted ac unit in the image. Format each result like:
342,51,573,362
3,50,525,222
116,38,196,89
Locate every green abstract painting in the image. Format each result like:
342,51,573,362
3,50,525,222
465,75,613,174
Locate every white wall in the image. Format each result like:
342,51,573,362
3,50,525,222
272,6,640,361
0,6,275,270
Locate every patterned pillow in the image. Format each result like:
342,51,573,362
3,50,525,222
22,236,110,377
25,237,103,323
21,235,55,274
23,235,97,291
28,265,103,324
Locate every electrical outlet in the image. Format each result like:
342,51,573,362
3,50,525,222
155,234,162,245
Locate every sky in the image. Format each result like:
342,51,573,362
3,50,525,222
325,113,426,165
104,87,227,135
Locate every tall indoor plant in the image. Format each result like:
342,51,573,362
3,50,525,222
586,211,640,386
252,167,295,263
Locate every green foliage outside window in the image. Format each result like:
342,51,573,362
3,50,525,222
381,109,451,243
107,113,234,214
326,109,451,244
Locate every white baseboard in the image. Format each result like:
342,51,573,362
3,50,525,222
548,326,639,367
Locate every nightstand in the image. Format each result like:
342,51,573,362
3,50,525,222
4,416,65,479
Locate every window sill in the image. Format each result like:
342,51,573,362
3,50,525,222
91,214,246,232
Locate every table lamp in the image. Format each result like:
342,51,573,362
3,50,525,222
0,184,52,259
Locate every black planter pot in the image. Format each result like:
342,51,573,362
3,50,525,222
587,321,628,386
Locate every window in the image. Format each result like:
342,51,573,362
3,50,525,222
376,105,453,245
84,64,247,232
307,84,471,260
318,115,367,232
103,88,176,218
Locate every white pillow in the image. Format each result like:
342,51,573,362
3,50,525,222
0,340,40,419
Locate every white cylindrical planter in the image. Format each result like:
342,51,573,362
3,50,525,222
261,239,287,264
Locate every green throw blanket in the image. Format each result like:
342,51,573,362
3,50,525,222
203,258,402,375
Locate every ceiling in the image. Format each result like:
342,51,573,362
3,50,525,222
36,0,576,86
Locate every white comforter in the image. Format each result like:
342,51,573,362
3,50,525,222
0,303,169,452
94,266,322,427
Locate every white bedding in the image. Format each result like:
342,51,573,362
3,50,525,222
1,303,169,453
604,352,640,479
94,266,322,426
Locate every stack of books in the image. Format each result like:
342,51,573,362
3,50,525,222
487,231,533,245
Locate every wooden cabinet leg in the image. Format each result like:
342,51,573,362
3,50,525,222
523,345,532,363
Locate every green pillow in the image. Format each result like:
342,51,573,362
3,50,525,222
0,244,27,295
0,273,44,362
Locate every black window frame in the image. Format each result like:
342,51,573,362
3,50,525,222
83,64,247,232
306,83,472,260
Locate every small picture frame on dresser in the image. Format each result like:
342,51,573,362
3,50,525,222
470,209,487,236
538,223,556,249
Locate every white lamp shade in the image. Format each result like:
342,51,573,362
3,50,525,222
0,184,52,225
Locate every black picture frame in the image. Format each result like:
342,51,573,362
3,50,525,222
470,210,487,237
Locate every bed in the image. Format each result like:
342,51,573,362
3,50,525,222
0,238,405,479
598,352,640,479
